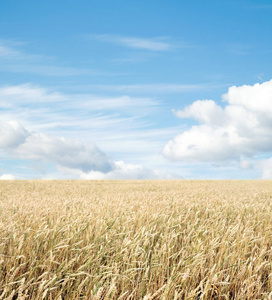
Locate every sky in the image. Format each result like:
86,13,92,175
1,0,272,179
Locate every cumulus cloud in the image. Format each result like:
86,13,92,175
79,160,175,180
0,83,181,179
0,121,29,148
16,133,112,173
239,160,253,170
0,121,112,173
257,158,272,179
163,80,272,165
222,80,272,115
0,121,174,179
174,100,225,126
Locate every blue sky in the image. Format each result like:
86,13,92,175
1,0,272,179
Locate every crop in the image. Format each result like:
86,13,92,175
1,180,272,299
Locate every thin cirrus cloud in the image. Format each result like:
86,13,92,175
86,83,225,94
163,80,272,177
0,40,41,61
0,83,180,179
0,40,99,77
224,43,252,56
0,43,24,58
0,84,64,107
0,83,159,114
4,64,98,77
0,83,163,145
90,34,175,51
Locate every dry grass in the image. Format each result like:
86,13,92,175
1,180,272,299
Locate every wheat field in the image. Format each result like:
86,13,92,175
1,180,272,299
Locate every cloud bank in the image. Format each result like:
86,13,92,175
79,161,174,180
0,121,112,173
0,121,173,179
163,80,272,172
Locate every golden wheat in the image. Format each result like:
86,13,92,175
1,180,272,299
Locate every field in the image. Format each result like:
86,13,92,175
1,180,272,299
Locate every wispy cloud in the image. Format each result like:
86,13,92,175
0,83,161,147
0,40,101,77
0,40,45,61
0,83,183,178
4,64,99,77
0,83,158,111
83,83,226,94
90,34,175,51
224,43,252,56
0,44,24,58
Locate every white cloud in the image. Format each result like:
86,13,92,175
16,133,113,173
0,83,158,111
0,121,29,148
87,83,219,94
79,161,175,180
0,41,97,77
257,158,272,179
0,84,64,107
163,79,272,164
0,82,189,179
0,121,112,173
0,44,22,58
222,80,272,115
0,174,15,180
79,95,158,111
0,40,38,61
91,35,174,51
174,100,225,125
239,160,253,170
5,64,96,77
0,83,161,140
0,83,171,161
0,122,175,179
